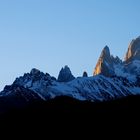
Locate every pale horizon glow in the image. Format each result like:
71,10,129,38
0,0,140,90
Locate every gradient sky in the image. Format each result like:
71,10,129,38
0,0,140,90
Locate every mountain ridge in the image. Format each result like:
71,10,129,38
0,36,140,113
94,36,140,78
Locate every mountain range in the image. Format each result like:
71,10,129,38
1,36,140,114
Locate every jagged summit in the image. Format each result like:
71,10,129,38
58,65,75,82
94,46,121,77
125,36,140,62
94,36,140,77
83,71,88,77
1,35,140,110
100,46,110,58
123,36,140,75
30,68,41,75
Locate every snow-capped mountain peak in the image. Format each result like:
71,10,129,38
94,46,122,77
125,36,140,62
30,68,41,75
100,45,110,58
58,65,75,82
94,36,140,78
1,36,140,105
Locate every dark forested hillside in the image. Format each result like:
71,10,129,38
1,95,140,126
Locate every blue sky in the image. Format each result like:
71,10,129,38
0,0,140,90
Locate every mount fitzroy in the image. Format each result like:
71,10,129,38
1,36,140,109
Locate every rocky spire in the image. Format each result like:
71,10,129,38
83,71,88,77
125,36,140,62
100,46,110,59
93,46,120,77
58,65,75,82
30,68,41,75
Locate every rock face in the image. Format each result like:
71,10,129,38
124,36,140,75
30,68,41,75
93,46,122,77
94,36,140,77
58,65,75,82
83,71,88,77
125,36,140,62
1,35,140,113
